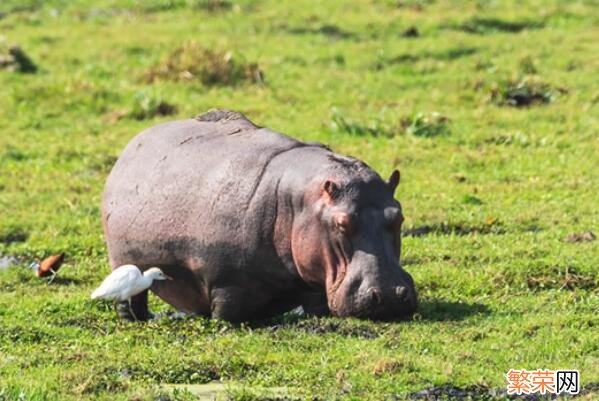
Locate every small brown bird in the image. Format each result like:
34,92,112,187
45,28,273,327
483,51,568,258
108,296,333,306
32,253,65,282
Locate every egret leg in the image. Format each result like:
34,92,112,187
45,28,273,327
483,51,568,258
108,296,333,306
128,299,139,321
115,300,135,321
130,290,151,321
114,291,150,321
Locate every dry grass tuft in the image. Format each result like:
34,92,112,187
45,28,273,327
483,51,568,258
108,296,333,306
372,358,412,376
143,42,263,86
490,76,562,107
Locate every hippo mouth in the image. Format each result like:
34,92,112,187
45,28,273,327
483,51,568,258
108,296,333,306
325,252,418,321
330,285,418,321
325,238,352,313
352,290,417,321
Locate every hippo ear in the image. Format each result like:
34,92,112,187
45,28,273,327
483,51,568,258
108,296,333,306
323,180,340,201
388,169,401,192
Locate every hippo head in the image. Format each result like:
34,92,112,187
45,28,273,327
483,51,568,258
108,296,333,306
292,157,417,320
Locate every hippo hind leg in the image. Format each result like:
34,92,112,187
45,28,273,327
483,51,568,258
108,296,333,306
115,290,151,321
150,265,211,317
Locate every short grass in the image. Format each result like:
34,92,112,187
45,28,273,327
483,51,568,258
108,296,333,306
0,0,597,400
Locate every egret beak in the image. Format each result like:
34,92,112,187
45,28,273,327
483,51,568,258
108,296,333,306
164,275,173,281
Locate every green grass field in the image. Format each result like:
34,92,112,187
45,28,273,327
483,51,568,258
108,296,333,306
0,0,597,400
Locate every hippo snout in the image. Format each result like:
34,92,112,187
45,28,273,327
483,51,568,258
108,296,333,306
332,271,418,321
358,284,417,320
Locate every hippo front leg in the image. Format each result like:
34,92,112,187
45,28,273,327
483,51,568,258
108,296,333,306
210,287,253,323
115,290,151,321
211,285,283,323
300,291,331,317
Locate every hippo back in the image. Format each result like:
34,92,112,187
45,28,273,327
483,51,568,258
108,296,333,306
102,111,310,269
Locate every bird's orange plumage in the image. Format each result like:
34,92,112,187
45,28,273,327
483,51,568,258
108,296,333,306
37,253,65,277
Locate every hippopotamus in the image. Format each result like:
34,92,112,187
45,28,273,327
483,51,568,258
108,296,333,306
102,110,417,322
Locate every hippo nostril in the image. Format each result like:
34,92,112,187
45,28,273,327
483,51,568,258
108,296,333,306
395,286,407,300
368,287,381,304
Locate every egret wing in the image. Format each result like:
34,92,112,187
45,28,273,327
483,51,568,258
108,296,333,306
91,265,141,300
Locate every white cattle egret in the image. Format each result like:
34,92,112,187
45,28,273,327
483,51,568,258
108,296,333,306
91,264,172,320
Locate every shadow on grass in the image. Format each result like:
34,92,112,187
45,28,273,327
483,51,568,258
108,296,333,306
0,227,29,244
48,276,82,285
249,309,307,329
456,17,544,34
389,47,478,64
259,315,381,339
285,24,356,40
252,299,489,336
417,299,490,321
403,221,505,237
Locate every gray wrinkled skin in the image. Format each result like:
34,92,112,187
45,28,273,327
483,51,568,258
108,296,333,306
102,110,417,322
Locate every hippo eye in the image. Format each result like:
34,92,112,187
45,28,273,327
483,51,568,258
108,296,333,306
333,212,356,235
